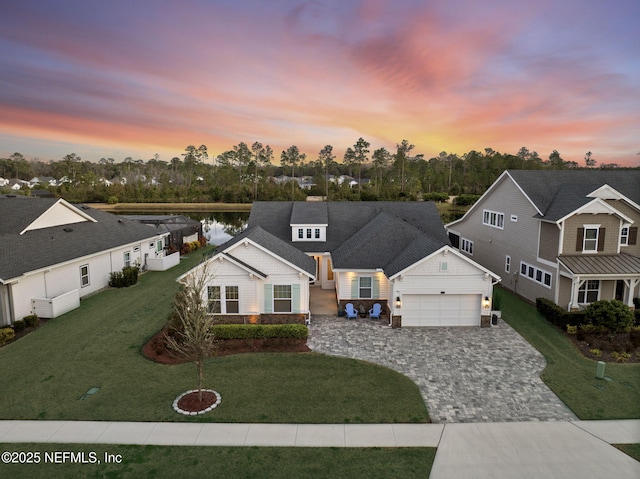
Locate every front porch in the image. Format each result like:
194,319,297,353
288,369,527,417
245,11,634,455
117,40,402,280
558,254,640,310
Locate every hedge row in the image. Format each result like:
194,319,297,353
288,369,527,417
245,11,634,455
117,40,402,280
536,297,586,328
211,324,308,340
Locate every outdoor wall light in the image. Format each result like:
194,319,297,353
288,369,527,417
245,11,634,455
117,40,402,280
395,296,401,308
482,296,491,310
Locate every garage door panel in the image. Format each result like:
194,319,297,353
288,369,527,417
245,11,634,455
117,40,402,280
402,294,480,327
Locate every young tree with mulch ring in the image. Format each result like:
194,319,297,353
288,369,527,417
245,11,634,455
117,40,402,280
165,263,218,404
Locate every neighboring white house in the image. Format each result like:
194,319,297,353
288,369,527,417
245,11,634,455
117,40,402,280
0,195,174,325
180,202,500,327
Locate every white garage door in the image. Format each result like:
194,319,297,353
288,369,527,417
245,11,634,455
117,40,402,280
402,294,481,327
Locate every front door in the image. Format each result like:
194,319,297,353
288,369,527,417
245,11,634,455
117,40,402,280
615,280,625,302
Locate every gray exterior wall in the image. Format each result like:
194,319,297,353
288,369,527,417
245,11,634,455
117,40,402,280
539,221,560,262
448,173,555,304
605,200,640,257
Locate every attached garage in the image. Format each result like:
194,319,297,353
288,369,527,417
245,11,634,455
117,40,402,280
401,293,482,327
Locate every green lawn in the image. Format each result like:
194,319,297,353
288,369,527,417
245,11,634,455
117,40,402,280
500,288,640,420
0,443,436,479
0,247,428,424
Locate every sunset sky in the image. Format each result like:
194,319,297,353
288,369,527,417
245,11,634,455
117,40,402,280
1,0,639,167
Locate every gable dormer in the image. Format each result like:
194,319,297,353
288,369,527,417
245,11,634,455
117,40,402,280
290,202,328,242
20,199,97,235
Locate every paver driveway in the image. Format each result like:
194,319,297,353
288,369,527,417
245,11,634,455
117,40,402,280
307,315,577,423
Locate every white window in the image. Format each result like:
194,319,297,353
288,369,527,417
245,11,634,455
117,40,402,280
483,209,504,229
207,286,221,313
315,228,320,239
461,238,474,255
225,286,239,313
583,226,599,252
80,265,90,287
156,240,163,252
578,280,599,304
298,228,304,239
505,255,511,273
359,277,372,298
306,228,312,239
124,251,131,268
274,285,292,312
519,261,552,289
208,286,239,314
620,226,629,246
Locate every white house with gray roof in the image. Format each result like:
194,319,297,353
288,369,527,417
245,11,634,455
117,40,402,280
0,195,172,325
447,170,640,310
181,201,500,327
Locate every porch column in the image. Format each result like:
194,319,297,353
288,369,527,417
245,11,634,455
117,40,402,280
568,277,584,311
624,279,639,308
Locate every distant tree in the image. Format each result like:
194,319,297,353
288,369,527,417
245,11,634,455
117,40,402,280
395,140,415,193
317,144,336,199
584,151,596,168
351,137,370,193
547,150,565,170
371,147,391,194
280,145,306,200
250,142,273,200
62,153,81,180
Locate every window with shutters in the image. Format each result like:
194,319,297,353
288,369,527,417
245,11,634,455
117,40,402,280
583,226,598,252
621,226,629,246
273,285,292,312
359,277,372,298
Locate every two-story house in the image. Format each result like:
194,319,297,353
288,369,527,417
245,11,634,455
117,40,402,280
447,170,640,310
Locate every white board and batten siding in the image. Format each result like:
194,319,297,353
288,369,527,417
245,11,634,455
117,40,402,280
393,249,494,327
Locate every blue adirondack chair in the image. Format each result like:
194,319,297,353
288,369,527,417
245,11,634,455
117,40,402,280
368,303,382,320
345,303,358,320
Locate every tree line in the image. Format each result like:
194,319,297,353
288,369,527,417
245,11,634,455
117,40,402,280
0,142,631,204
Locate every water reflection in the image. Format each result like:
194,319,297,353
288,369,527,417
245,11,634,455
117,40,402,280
201,212,249,246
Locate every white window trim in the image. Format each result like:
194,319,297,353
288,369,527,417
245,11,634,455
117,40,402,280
620,224,630,247
583,224,600,253
80,264,90,287
483,209,505,229
207,285,240,314
505,255,511,273
578,280,600,304
124,251,131,268
461,238,474,255
519,261,552,289
359,276,372,299
510,215,518,222
273,284,292,313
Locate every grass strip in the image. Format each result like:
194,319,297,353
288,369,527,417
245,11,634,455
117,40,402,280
0,443,436,479
500,288,640,419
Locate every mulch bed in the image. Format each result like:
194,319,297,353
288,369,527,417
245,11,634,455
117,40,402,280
142,327,310,364
177,390,218,412
564,330,640,363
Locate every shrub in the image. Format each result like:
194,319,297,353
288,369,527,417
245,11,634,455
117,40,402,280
612,351,631,363
23,314,39,328
585,300,634,333
107,196,119,204
109,266,139,288
0,327,16,345
536,298,567,328
13,320,25,332
453,194,481,206
634,309,640,327
422,192,450,202
198,236,208,248
212,324,308,340
589,348,602,358
566,325,577,335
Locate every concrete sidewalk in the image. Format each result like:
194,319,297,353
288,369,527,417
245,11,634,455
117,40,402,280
1,420,639,478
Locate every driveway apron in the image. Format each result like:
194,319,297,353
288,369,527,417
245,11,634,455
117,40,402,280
307,316,577,423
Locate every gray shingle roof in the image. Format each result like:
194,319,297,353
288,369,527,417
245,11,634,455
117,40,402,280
219,225,316,276
507,170,640,221
243,201,449,276
0,196,164,282
290,202,328,225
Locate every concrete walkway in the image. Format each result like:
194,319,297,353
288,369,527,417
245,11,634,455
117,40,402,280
1,420,639,478
308,315,576,423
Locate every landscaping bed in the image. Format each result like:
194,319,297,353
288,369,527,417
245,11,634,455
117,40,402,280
143,326,310,364
564,329,640,363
